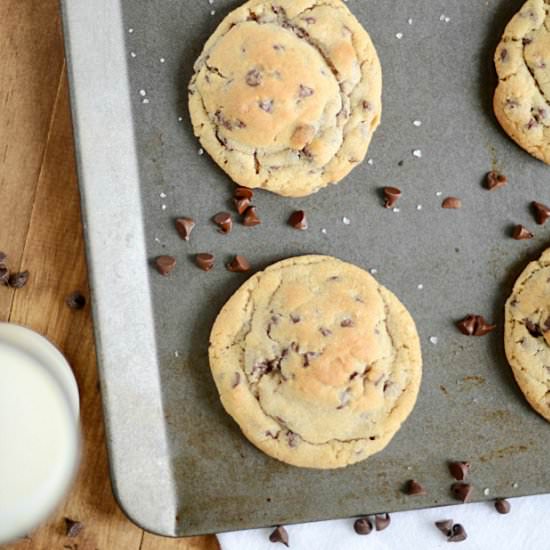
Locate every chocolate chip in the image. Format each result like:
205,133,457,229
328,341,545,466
0,251,6,265
435,519,454,536
404,479,427,496
320,327,332,337
486,171,508,190
234,197,251,215
298,84,315,98
269,525,289,546
290,314,301,324
456,315,478,336
523,37,533,45
213,212,233,234
246,68,262,87
524,319,542,337
232,372,241,388
449,461,470,481
259,99,274,113
243,206,261,226
154,256,176,276
500,48,508,62
512,224,534,240
340,319,354,327
494,498,511,514
64,518,84,538
288,210,308,230
383,186,401,208
8,271,29,289
532,201,550,225
0,266,9,286
195,253,215,272
474,316,496,336
451,482,473,502
287,431,299,447
227,255,251,273
448,523,467,543
353,517,372,535
234,187,254,200
457,315,496,336
65,292,86,310
375,513,390,531
442,197,462,209
175,217,196,241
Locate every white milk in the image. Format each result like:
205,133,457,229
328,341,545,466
0,324,80,543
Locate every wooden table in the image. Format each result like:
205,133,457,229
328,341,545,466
0,3,218,549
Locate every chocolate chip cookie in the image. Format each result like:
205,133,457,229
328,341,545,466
494,0,550,163
209,255,422,469
505,248,550,422
188,0,382,197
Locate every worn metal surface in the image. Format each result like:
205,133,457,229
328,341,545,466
63,0,550,538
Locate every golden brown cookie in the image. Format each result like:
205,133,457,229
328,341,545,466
188,0,382,197
494,0,550,163
505,248,550,422
209,255,422,469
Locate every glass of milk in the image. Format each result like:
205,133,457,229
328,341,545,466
0,323,80,544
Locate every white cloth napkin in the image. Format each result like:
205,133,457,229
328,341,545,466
219,494,550,550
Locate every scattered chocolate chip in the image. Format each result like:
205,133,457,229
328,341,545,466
340,319,354,327
456,315,496,336
448,523,467,543
65,292,86,310
0,251,6,265
383,186,401,208
232,372,241,388
353,517,372,535
456,315,478,336
0,266,9,286
298,84,315,98
234,197,251,215
154,256,176,276
288,210,308,230
512,224,534,240
486,171,508,190
227,255,251,273
287,431,299,447
195,253,215,272
175,217,196,241
246,68,262,87
404,479,427,496
269,525,289,546
449,461,471,481
532,201,550,225
451,482,473,502
500,48,508,62
8,271,29,289
320,327,332,337
435,519,454,536
494,498,511,514
213,212,233,234
474,316,496,336
243,206,261,226
375,513,391,531
442,197,462,209
234,187,254,200
524,319,542,337
64,518,84,538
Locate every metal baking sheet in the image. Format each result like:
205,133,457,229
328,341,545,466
61,0,550,538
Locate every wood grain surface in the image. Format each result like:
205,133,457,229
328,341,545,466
0,3,218,550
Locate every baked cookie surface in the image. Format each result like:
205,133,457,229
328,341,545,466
494,0,550,163
505,248,550,422
209,255,422,469
188,0,382,197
